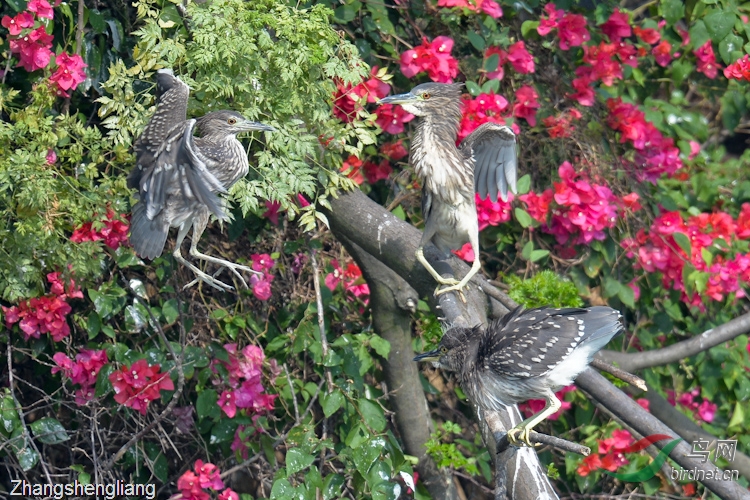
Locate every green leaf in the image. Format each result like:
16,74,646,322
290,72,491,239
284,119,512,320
689,20,711,50
87,312,101,339
602,277,622,298
516,174,531,195
16,447,39,471
672,232,692,258
209,419,237,445
521,20,540,39
521,241,533,260
701,247,713,266
617,284,635,308
286,448,316,476
88,9,107,34
196,389,219,420
662,0,684,26
359,399,386,432
369,335,391,358
162,299,179,324
481,79,499,94
529,249,549,262
704,10,736,43
719,33,743,65
584,253,603,278
514,207,533,228
320,390,344,418
728,402,744,430
467,30,485,52
465,81,481,96
671,60,693,88
29,418,69,445
484,53,499,73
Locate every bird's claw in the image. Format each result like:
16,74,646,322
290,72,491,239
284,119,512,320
434,283,468,303
183,268,235,292
506,426,538,448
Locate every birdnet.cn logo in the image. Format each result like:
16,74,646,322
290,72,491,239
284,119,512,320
598,434,740,482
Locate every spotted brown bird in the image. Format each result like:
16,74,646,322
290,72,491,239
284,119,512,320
128,69,275,291
378,82,517,298
415,306,623,446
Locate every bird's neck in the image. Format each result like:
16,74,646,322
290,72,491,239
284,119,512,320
411,108,472,204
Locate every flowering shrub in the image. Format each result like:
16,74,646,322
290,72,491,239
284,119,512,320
212,344,277,419
173,460,238,500
70,210,130,250
52,349,108,405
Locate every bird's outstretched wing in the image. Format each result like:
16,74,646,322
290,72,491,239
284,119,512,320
139,119,227,221
459,122,517,202
129,69,190,190
481,306,623,379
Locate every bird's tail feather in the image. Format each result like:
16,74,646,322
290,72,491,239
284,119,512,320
577,306,624,345
130,202,169,260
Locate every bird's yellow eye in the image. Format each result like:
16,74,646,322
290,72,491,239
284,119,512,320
440,346,448,354
227,118,237,125
422,93,431,99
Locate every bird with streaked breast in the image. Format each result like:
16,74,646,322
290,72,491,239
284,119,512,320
378,82,517,299
415,306,624,446
128,69,275,292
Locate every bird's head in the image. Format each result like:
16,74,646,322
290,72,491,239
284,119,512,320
413,326,472,373
378,82,464,117
195,111,275,138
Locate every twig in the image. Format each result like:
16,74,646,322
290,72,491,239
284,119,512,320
284,363,300,423
310,250,334,393
590,358,647,391
103,274,187,470
495,431,590,457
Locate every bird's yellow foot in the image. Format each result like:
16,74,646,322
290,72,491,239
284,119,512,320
434,282,468,303
506,426,538,448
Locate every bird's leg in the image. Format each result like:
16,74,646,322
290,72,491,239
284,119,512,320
416,246,460,286
507,391,562,447
434,234,481,302
186,210,260,290
172,220,234,292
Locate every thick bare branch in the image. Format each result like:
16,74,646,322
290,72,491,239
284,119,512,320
597,311,750,372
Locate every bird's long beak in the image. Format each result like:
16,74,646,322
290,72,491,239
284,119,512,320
413,349,440,362
242,120,276,132
378,92,419,106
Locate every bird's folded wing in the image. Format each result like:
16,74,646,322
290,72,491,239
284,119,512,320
130,70,190,190
139,120,227,221
459,122,517,203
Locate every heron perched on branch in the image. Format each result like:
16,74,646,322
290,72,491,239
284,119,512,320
415,306,623,446
378,82,517,298
128,69,275,291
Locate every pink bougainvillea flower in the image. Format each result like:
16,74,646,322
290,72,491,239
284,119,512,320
633,26,660,45
520,386,575,421
724,54,750,81
2,12,35,36
250,274,273,301
458,91,509,142
557,11,590,50
9,26,54,72
375,103,414,134
577,453,602,476
652,40,672,67
109,359,174,415
542,109,582,138
476,192,513,230
512,85,540,126
380,140,408,161
52,349,108,405
27,0,54,19
363,159,393,184
600,8,631,42
400,36,459,83
453,242,475,262
49,52,87,96
694,41,719,79
507,41,534,74
325,259,370,303
218,489,239,500
71,209,129,250
437,0,503,18
331,66,390,123
340,155,365,185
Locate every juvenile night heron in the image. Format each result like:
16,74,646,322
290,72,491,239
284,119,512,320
128,69,274,291
415,306,623,446
378,82,517,297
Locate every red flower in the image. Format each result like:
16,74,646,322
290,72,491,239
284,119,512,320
600,8,631,42
2,12,35,36
109,359,174,415
633,26,660,45
177,471,210,500
250,274,273,301
341,155,365,185
380,140,408,161
458,91,510,141
52,349,108,405
569,67,596,106
557,12,590,50
636,398,650,411
519,190,553,223
453,242,475,262
400,36,459,83
724,54,750,81
519,386,574,421
512,85,540,126
375,103,415,134
9,26,53,72
542,109,582,138
27,0,54,19
332,66,390,122
476,192,513,230
364,159,393,184
577,453,602,476
49,52,87,96
262,200,281,225
652,40,672,67
621,192,642,211
218,489,239,500
507,41,534,74
537,4,564,36
325,259,369,303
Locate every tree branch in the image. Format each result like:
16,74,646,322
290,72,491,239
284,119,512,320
597,311,750,372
